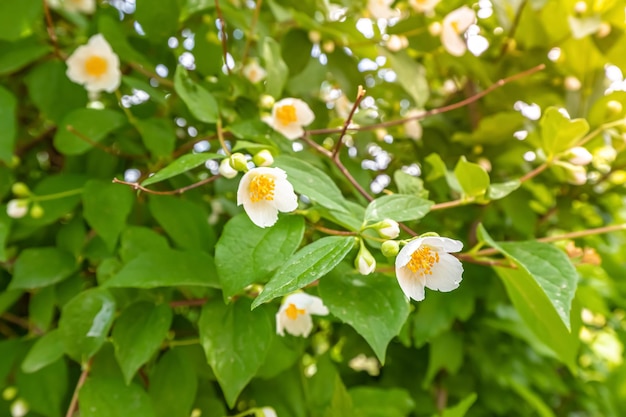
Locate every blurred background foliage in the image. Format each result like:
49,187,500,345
1,0,626,416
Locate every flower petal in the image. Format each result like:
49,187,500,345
294,99,315,126
273,179,298,213
396,266,426,301
425,252,463,292
244,201,279,228
395,238,424,268
441,28,467,56
421,236,463,253
277,124,304,140
283,313,313,337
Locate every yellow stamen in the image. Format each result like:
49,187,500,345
285,303,306,320
407,245,440,276
249,174,275,202
451,20,461,34
275,104,298,126
85,55,108,77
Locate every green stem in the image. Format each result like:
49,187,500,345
167,338,200,348
32,188,83,202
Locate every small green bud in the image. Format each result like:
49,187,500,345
303,209,321,223
229,152,248,172
606,100,623,116
253,149,274,167
2,387,17,401
381,240,400,257
11,182,30,197
30,204,44,219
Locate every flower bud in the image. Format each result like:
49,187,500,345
386,34,408,52
375,219,400,239
564,76,581,91
322,40,335,54
219,158,238,179
30,204,44,219
253,150,274,167
258,407,278,417
11,182,30,197
597,22,611,38
566,147,593,166
259,94,275,110
606,100,623,116
428,21,442,36
574,1,587,14
355,242,376,275
10,398,28,417
229,152,248,172
381,240,399,257
556,161,587,185
2,387,17,401
6,199,29,219
308,30,321,44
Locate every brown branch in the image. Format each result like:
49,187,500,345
305,64,547,137
215,0,231,74
42,0,65,60
65,358,93,417
241,0,263,65
169,298,208,308
112,175,218,195
1,313,32,332
332,85,366,158
519,162,549,183
314,225,358,236
66,125,143,160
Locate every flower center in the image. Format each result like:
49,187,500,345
285,303,306,320
275,104,298,126
451,20,461,34
85,55,108,77
407,245,440,275
249,174,275,202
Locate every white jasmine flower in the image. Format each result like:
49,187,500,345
367,0,398,20
237,167,298,228
218,158,238,179
409,0,440,14
395,236,463,301
276,293,329,337
242,60,267,84
66,34,121,93
404,109,424,140
377,219,400,239
259,407,278,417
441,6,476,56
567,147,593,166
386,34,409,52
61,0,96,13
265,98,315,140
6,200,29,219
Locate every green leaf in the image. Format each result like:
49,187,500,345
79,376,156,417
135,118,176,158
0,208,9,262
252,236,355,308
199,298,273,407
423,332,463,387
148,195,216,252
16,357,67,417
436,393,477,417
29,286,55,331
149,349,198,417
216,214,304,299
453,156,490,198
323,375,356,417
83,180,135,252
412,289,474,347
98,15,152,68
0,37,50,76
364,194,433,223
105,248,220,288
319,270,409,363
539,107,589,156
350,387,415,417
58,288,116,363
10,247,77,290
53,108,127,155
487,180,521,200
281,29,312,76
0,0,42,41
119,226,170,263
507,379,556,417
112,302,173,384
262,37,289,98
174,65,219,123
21,330,64,374
0,85,17,163
25,60,87,123
142,153,222,186
274,155,349,213
385,50,429,107
135,0,180,42
394,170,428,198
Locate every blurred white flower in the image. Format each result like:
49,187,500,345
564,76,582,91
567,147,593,166
404,109,424,140
218,158,238,179
62,0,96,13
348,354,380,376
6,200,29,219
10,398,28,417
276,293,329,337
441,6,476,56
66,34,121,93
395,236,463,301
237,167,298,228
409,0,440,14
265,98,315,140
386,34,409,52
367,0,397,19
242,60,267,84
259,407,278,417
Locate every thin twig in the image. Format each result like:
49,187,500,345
332,85,366,158
305,64,546,137
519,162,549,183
217,117,231,156
112,175,218,195
215,0,231,74
314,225,358,236
65,358,93,417
42,0,65,60
241,0,263,65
